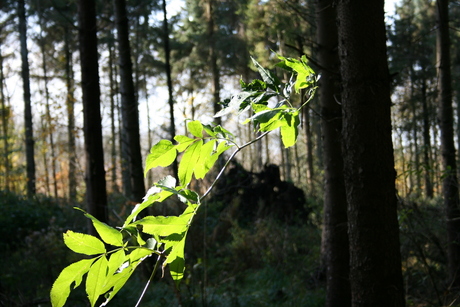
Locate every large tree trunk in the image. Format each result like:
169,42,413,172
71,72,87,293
436,0,460,287
18,0,36,197
316,1,350,306
78,0,108,224
337,0,405,305
113,0,146,202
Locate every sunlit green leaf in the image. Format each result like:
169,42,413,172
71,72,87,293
203,141,232,174
178,139,203,186
280,110,300,148
63,230,106,255
194,140,218,179
164,235,186,286
86,255,109,307
123,188,173,227
144,140,177,176
188,120,203,138
76,209,123,247
51,258,95,307
133,215,189,237
106,249,126,277
174,135,195,152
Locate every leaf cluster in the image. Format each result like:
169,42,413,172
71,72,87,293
50,56,316,307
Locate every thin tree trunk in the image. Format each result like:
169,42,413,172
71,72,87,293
0,42,10,191
206,0,221,124
18,0,36,197
421,74,433,198
64,26,77,203
304,107,314,193
436,0,460,287
78,0,108,225
108,32,119,193
114,0,145,202
39,21,58,199
162,0,179,179
337,0,405,305
316,1,351,306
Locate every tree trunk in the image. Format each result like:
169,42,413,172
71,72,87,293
64,26,77,203
108,31,119,193
18,0,36,197
421,74,433,198
436,0,460,287
113,0,146,202
162,0,178,180
337,0,405,305
78,0,108,224
39,19,58,199
316,1,351,306
0,41,10,192
206,0,221,124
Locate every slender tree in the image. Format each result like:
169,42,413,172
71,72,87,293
113,0,146,202
78,0,108,224
162,0,178,179
436,0,460,287
18,0,36,197
337,0,405,305
316,0,350,305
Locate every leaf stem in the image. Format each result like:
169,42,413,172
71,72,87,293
201,130,270,201
135,253,162,307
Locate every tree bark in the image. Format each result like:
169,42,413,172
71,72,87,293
18,0,36,197
316,1,350,306
78,0,108,224
337,0,405,305
113,0,146,202
436,0,460,287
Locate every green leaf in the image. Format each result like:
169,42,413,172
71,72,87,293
188,120,203,138
214,91,257,117
164,235,186,286
63,230,106,255
276,55,315,93
100,267,132,306
178,139,203,186
174,135,195,152
194,139,218,179
280,110,300,148
77,209,123,247
129,247,155,263
106,249,126,278
144,140,177,176
133,215,189,237
202,141,232,176
86,255,109,307
203,124,217,137
213,125,234,140
123,187,174,227
251,57,281,91
51,258,95,307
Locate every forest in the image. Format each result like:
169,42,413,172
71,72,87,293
1,0,460,306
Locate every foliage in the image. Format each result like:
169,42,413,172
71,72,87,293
50,56,316,307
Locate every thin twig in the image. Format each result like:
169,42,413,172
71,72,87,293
135,253,162,307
